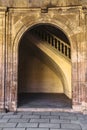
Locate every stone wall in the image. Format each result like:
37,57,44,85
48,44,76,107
0,0,86,7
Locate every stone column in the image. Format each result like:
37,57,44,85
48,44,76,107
0,7,7,111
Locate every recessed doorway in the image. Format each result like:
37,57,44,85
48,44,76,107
18,24,72,109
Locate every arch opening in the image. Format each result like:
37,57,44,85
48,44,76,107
18,23,72,108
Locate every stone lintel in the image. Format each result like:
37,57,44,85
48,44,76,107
7,7,41,13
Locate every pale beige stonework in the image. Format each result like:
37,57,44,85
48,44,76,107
0,0,86,112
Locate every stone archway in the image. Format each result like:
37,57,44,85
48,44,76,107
17,24,72,108
6,10,79,111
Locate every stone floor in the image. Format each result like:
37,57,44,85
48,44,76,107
18,93,72,108
0,111,87,130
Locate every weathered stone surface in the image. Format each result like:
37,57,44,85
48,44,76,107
33,112,50,115
17,123,38,127
0,123,17,127
3,129,25,130
8,119,29,123
61,123,81,130
39,123,60,128
41,115,59,119
50,119,70,123
0,111,87,129
30,119,49,123
22,115,40,119
0,0,86,112
0,0,82,7
3,115,21,119
27,129,49,130
60,115,77,120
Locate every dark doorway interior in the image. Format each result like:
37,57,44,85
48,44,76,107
18,93,72,108
18,24,72,109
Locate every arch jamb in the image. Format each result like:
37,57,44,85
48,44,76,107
9,19,78,111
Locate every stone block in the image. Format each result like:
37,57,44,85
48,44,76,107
3,115,21,119
17,123,38,128
50,119,70,123
17,112,33,115
9,118,29,123
3,129,25,130
60,115,77,120
50,129,73,130
33,112,50,115
27,129,49,130
30,119,49,123
0,119,9,123
61,123,81,130
41,115,59,119
0,123,17,128
39,123,60,128
22,115,40,119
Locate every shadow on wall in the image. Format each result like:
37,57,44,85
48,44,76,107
18,23,71,99
18,39,64,94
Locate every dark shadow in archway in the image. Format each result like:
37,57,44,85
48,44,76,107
18,24,72,109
